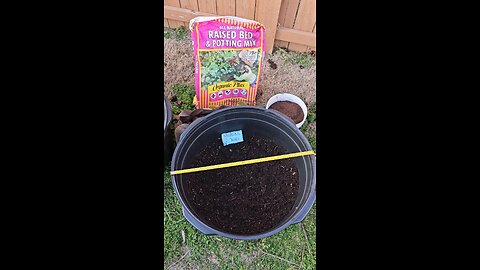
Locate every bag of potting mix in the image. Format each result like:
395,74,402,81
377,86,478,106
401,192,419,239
189,16,266,109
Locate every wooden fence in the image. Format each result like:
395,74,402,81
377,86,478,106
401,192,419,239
164,0,316,53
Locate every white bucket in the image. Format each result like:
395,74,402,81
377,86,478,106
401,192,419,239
266,93,308,128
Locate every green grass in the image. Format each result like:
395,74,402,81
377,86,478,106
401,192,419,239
274,48,316,68
164,26,190,40
164,99,317,269
301,102,317,152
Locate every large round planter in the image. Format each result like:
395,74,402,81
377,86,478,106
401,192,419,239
164,97,173,166
171,106,316,240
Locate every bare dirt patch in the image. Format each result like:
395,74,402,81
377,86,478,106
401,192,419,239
164,38,316,107
167,246,192,270
208,253,219,265
164,39,195,100
241,250,260,264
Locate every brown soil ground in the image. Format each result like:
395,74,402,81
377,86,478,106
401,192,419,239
164,38,317,107
184,135,299,235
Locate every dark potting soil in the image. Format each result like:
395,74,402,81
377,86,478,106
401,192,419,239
183,136,299,235
269,101,304,124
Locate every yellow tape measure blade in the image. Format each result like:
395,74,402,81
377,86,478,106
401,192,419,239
170,150,315,176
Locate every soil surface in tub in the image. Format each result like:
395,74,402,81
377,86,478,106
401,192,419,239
183,136,299,235
269,101,304,124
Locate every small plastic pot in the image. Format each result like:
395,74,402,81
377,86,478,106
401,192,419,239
266,93,308,128
164,97,173,166
171,106,316,240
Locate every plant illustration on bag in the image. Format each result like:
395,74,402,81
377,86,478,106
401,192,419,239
199,49,260,90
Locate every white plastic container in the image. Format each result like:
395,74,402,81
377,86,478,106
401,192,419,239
266,93,308,128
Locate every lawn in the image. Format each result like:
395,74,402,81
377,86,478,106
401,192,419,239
164,27,317,269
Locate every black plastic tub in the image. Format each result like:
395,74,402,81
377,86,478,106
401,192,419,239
171,106,316,240
164,97,173,166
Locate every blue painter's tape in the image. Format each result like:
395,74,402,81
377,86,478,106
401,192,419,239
221,130,244,146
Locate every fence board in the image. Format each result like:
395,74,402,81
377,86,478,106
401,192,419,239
198,0,216,14
164,0,316,52
275,0,300,49
179,0,198,10
179,0,199,28
254,0,283,53
165,0,184,28
216,0,236,16
288,0,316,52
307,24,316,52
180,0,198,29
275,27,316,47
235,0,256,20
164,5,213,22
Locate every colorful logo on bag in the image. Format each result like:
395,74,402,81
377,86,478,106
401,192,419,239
210,93,216,99
225,90,231,95
233,89,239,94
218,91,223,98
241,89,247,96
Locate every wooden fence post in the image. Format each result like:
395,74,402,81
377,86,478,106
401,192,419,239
165,0,185,28
288,0,316,52
254,0,283,53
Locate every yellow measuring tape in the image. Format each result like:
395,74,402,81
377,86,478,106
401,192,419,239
171,150,315,175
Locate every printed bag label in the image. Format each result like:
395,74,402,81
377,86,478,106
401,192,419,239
190,16,266,109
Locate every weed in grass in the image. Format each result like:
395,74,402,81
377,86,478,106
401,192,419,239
164,26,189,40
304,102,317,123
171,84,196,115
300,103,317,152
301,123,316,152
